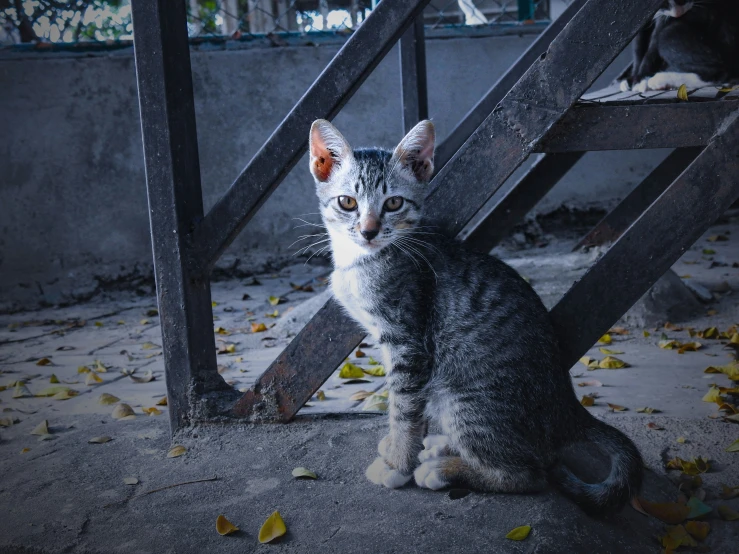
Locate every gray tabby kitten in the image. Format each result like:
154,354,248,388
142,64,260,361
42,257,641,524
308,119,643,513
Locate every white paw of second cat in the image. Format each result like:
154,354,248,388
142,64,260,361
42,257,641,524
632,79,649,93
414,458,451,490
618,79,631,92
365,457,412,489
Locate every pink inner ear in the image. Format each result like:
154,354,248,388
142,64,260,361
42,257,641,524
310,128,335,182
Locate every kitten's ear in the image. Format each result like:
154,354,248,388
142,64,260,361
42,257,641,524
392,120,435,182
309,119,352,183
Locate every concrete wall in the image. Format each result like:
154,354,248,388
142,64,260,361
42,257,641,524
0,32,662,311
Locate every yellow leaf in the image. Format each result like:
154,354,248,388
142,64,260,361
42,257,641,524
268,296,284,306
35,385,75,397
0,417,15,427
215,326,230,335
258,511,287,543
225,343,236,353
88,436,112,444
35,357,52,366
677,84,689,101
368,357,381,366
95,321,104,328
130,370,154,384
636,407,660,414
112,403,136,420
140,319,149,325
349,390,373,401
676,436,686,444
93,360,108,373
30,420,49,436
13,382,32,398
579,356,595,368
599,356,629,369
85,372,103,385
580,395,595,407
142,407,163,416
607,403,627,412
702,387,723,403
77,366,91,374
338,362,364,379
142,342,160,350
599,348,624,355
661,524,697,549
718,505,739,521
638,497,690,524
167,445,187,458
291,467,318,479
156,396,168,406
251,322,267,333
701,327,719,339
505,525,531,541
719,85,739,93
726,439,739,452
362,394,389,412
643,330,651,337
609,327,629,335
265,310,279,318
363,366,386,377
99,393,120,405
52,389,78,400
316,390,326,401
20,448,30,454
598,334,612,345
666,456,710,475
684,520,710,541
215,514,239,536
49,374,59,384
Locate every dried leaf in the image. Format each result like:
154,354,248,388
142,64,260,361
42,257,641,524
368,357,381,366
88,436,112,444
703,386,723,403
13,382,32,398
599,356,629,369
338,362,364,379
719,484,739,499
607,403,627,412
718,505,739,521
30,420,49,436
577,380,603,387
156,396,168,406
52,389,77,400
112,403,135,420
580,395,595,407
643,330,651,337
686,496,712,519
666,456,710,475
142,342,159,350
684,520,710,541
167,445,186,458
130,371,154,384
291,467,318,479
705,363,739,381
676,436,686,444
355,350,365,358
215,326,230,335
638,497,690,524
215,514,239,536
265,310,279,318
98,393,120,405
142,407,163,416
258,511,287,543
315,390,326,401
35,385,75,398
636,407,660,414
251,323,267,333
35,357,52,366
599,348,624,355
677,84,689,101
77,365,90,374
268,296,285,306
598,334,612,345
0,417,15,427
85,372,103,385
505,525,531,541
19,448,30,454
362,366,386,377
93,360,107,373
124,477,139,485
49,374,59,384
647,422,664,430
726,439,739,452
661,524,697,549
362,394,389,412
349,390,373,401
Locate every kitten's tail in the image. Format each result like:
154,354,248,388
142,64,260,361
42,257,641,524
547,414,643,514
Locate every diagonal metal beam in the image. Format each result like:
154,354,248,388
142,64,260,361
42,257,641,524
551,112,739,369
232,0,666,422
131,0,229,433
192,0,432,271
434,0,587,172
462,152,584,253
575,146,703,249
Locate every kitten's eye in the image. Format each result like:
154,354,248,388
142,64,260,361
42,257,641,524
384,196,404,212
337,196,357,211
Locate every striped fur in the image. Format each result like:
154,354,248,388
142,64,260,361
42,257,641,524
309,119,643,514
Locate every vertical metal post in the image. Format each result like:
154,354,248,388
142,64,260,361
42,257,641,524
399,15,428,133
518,0,536,20
131,0,225,434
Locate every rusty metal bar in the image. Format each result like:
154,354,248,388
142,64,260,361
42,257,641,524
575,146,703,249
192,0,432,272
551,112,739,369
233,0,665,422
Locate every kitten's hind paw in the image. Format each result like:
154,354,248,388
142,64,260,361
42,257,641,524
365,457,413,489
414,458,452,491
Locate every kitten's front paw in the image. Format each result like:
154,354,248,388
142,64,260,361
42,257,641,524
618,79,631,92
414,458,451,491
418,444,448,462
632,79,649,93
365,457,413,489
377,435,392,457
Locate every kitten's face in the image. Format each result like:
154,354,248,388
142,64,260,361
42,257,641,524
308,120,435,266
658,0,694,18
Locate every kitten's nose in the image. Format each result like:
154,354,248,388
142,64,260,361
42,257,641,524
361,228,380,242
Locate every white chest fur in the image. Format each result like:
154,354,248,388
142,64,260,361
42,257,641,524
331,267,382,340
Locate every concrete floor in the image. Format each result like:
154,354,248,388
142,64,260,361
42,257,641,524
1,223,739,552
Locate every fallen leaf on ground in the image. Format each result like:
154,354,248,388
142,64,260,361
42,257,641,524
579,356,600,370
686,496,712,519
112,403,135,420
598,334,612,345
638,497,690,524
600,356,629,369
677,436,686,444
35,385,75,397
718,505,739,521
53,389,78,400
20,448,30,454
88,436,112,444
142,407,162,416
705,364,739,381
130,371,154,384
93,360,107,373
703,387,723,403
647,422,664,430
362,394,389,412
258,511,287,543
726,439,739,452
315,391,326,401
30,420,49,436
636,407,660,414
607,404,627,412
363,366,386,377
216,514,239,536
35,358,52,366
661,524,697,549
167,445,186,458
215,326,230,335
13,382,32,398
339,362,364,379
666,456,710,475
49,374,59,384
505,525,531,541
251,323,267,333
720,484,739,499
77,366,90,374
291,467,318,479
350,390,373,401
85,372,103,385
142,342,159,350
368,357,381,366
643,330,651,337
98,393,120,405
268,296,285,306
684,520,710,541
156,396,168,406
580,395,595,407
609,327,629,335
124,477,138,485
577,380,603,387
0,417,15,427
599,348,624,355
